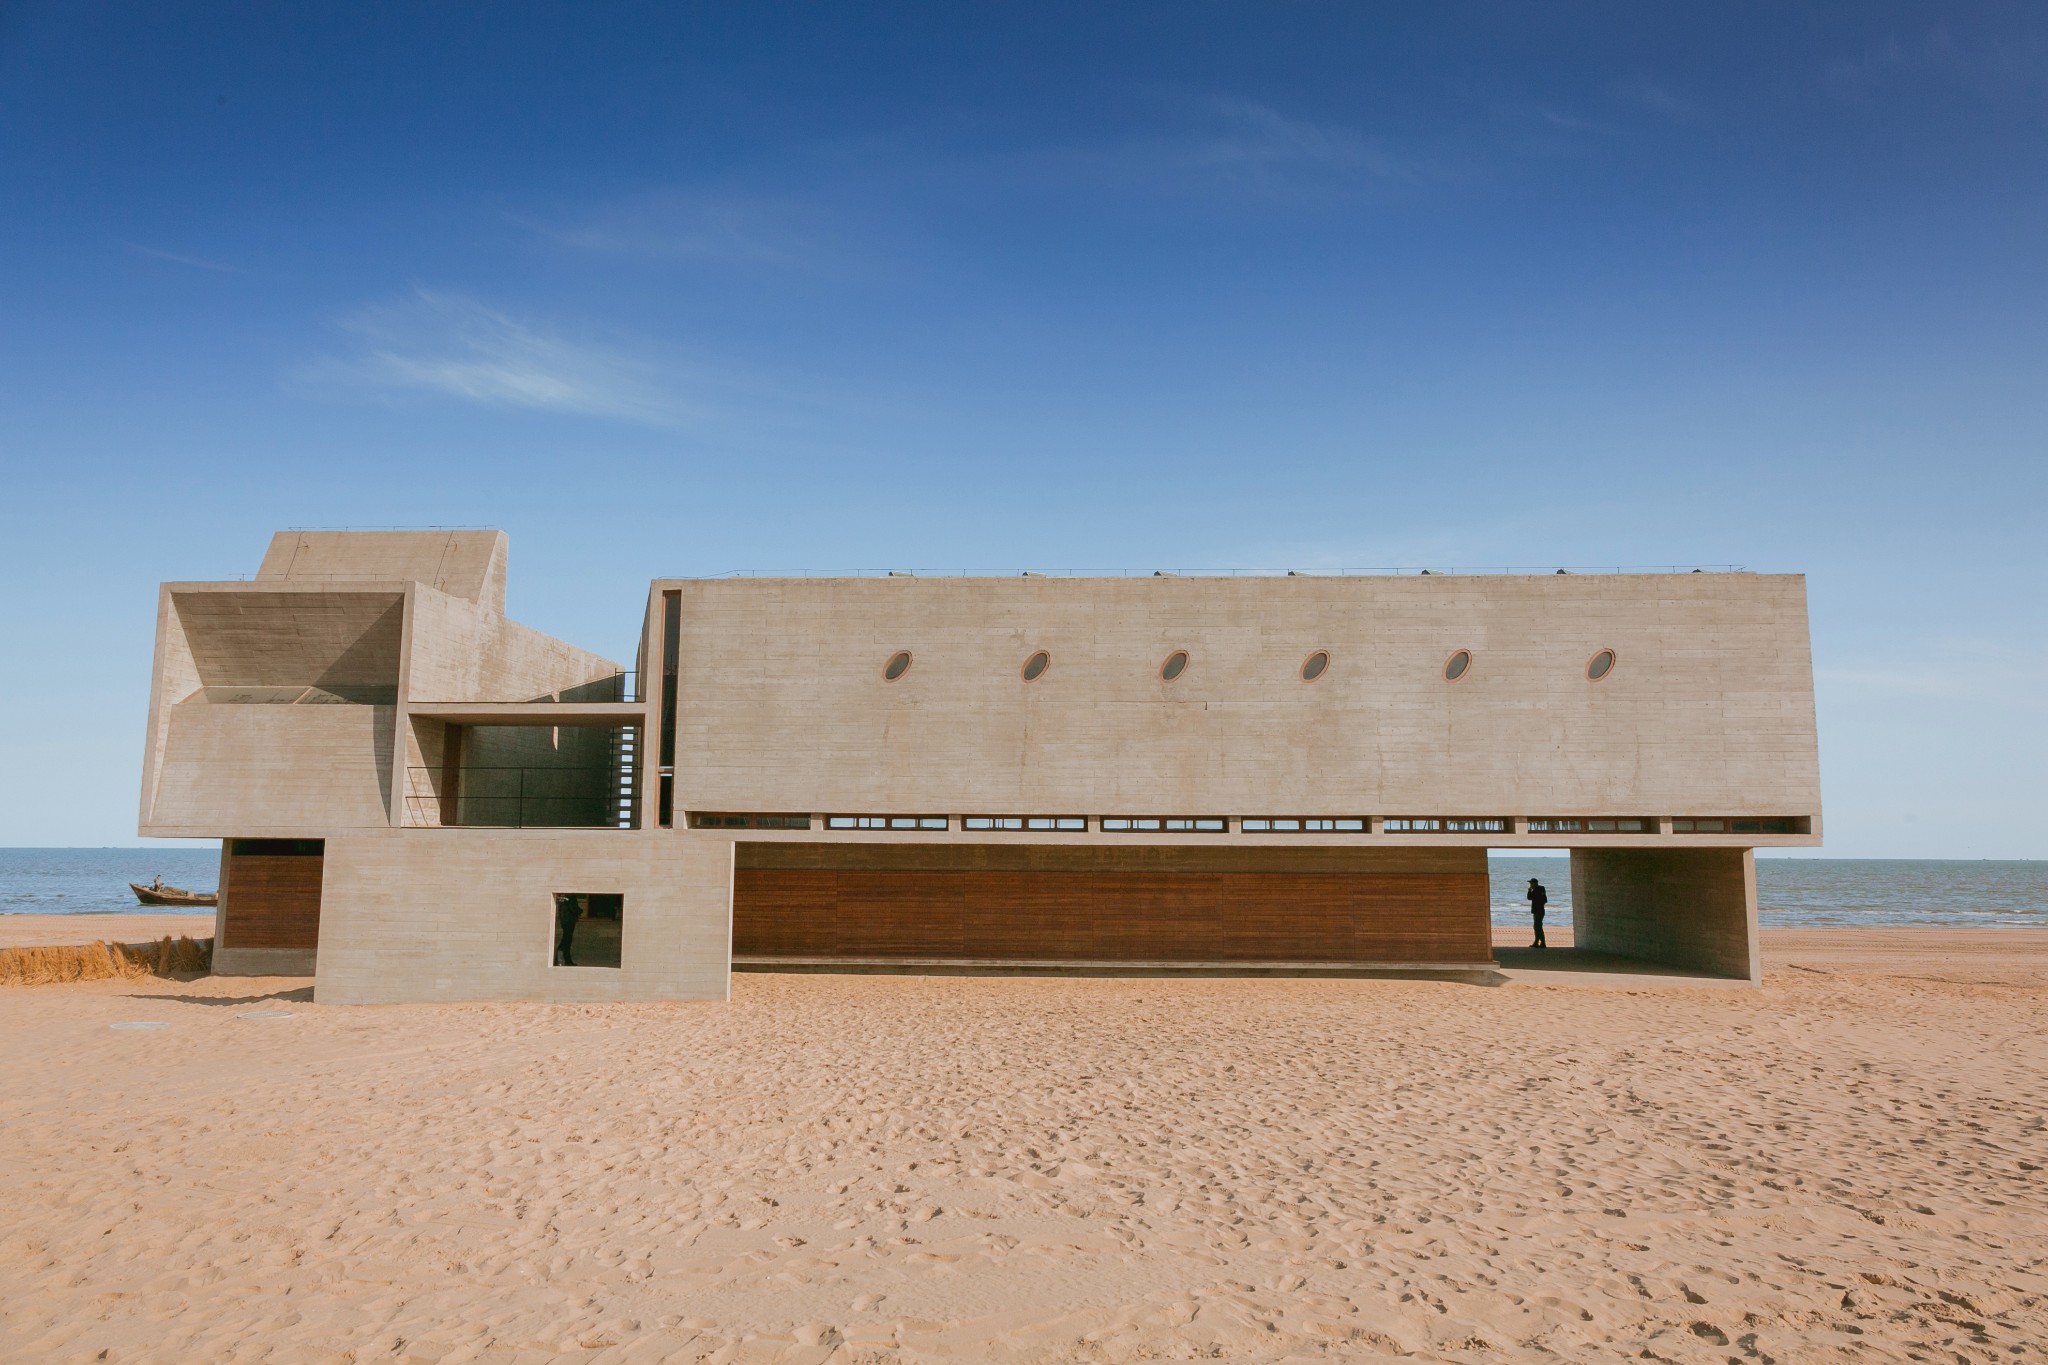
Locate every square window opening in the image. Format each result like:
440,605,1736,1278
553,892,623,969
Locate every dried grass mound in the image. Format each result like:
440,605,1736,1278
0,936,213,987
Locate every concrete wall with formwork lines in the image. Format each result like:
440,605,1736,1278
664,572,1821,827
314,828,733,1005
138,531,1826,998
258,529,509,614
1570,847,1760,982
141,541,622,839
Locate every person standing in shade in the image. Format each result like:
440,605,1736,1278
554,894,582,966
1527,878,1549,949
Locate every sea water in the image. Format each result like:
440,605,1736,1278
0,847,222,916
1489,856,2048,928
2,848,2044,928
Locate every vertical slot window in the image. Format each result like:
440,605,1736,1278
658,590,680,828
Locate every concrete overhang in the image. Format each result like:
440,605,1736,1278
404,701,648,726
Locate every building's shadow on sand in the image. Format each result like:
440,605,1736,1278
1489,946,1748,986
125,986,315,1007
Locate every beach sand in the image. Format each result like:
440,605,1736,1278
2,928,2043,1362
0,912,213,948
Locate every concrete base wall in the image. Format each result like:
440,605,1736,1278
213,946,317,977
313,829,733,1004
1570,847,1759,982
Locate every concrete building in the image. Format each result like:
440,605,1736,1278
140,531,1821,1002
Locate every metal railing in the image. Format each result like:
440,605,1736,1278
406,672,638,705
671,565,1751,580
556,672,636,703
404,765,632,829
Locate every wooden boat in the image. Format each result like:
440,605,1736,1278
129,882,218,908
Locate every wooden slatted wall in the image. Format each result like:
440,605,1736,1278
733,844,1492,966
222,839,325,951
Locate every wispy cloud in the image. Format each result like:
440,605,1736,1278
294,288,698,426
1820,25,2043,103
1184,97,1414,179
1081,95,1457,198
1531,105,1609,136
521,189,822,268
1607,74,1708,124
123,241,234,272
524,97,1449,276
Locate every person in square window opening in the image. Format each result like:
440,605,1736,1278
554,895,585,965
1526,878,1549,949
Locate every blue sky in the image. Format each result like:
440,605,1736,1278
1,3,2042,855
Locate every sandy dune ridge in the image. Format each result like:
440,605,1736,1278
1,928,2044,1362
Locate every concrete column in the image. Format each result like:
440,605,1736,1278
211,840,232,950
1569,846,1760,983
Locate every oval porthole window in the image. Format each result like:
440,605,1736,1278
1301,649,1330,682
1444,649,1472,682
1161,649,1189,682
1587,648,1616,681
883,650,913,681
1022,650,1050,682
